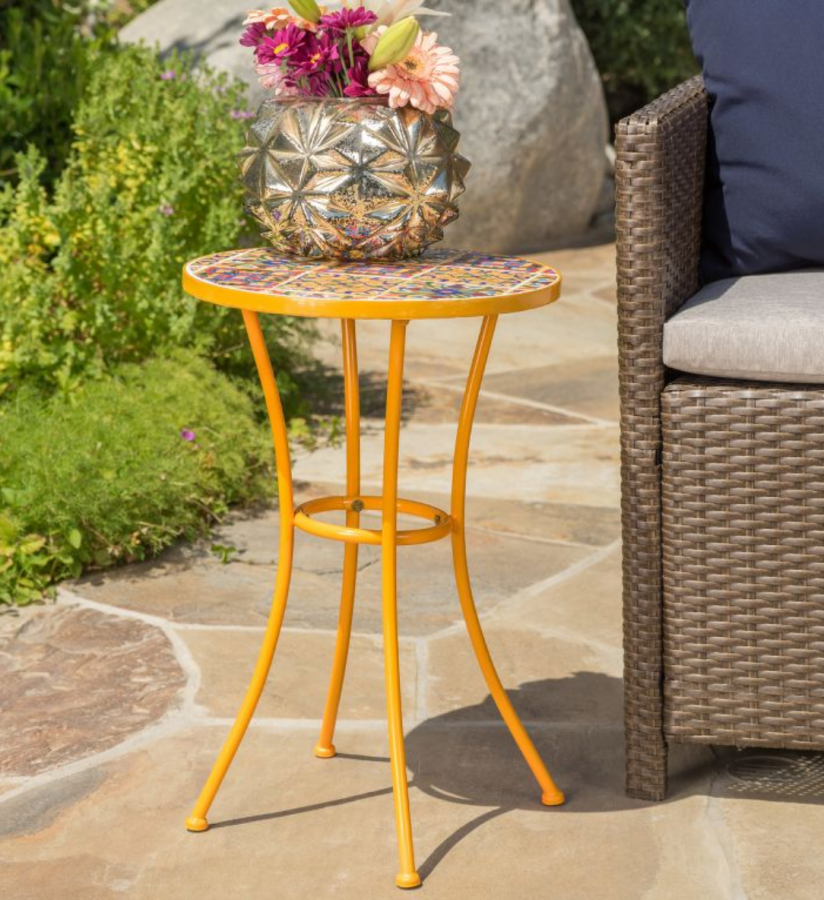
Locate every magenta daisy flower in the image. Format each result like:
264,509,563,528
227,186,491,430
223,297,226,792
319,7,377,32
239,21,267,48
256,23,309,65
293,31,341,77
344,56,377,97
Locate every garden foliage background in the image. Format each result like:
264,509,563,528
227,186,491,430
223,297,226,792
0,0,695,605
0,0,320,604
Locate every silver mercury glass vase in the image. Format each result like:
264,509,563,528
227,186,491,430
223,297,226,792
238,97,471,261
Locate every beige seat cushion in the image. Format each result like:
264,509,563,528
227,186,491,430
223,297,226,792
663,270,824,383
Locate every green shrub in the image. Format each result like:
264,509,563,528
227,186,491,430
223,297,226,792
571,0,698,123
0,43,314,401
0,354,273,605
0,29,322,607
0,0,113,185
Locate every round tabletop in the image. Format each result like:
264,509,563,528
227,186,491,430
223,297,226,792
182,248,561,320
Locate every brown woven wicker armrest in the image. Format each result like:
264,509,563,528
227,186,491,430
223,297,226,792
616,75,708,332
616,76,708,801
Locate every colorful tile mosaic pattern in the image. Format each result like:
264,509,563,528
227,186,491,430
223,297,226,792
186,248,559,305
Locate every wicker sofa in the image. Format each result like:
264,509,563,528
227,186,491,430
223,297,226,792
617,76,824,801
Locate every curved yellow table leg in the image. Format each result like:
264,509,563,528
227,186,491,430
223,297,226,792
185,309,296,833
315,319,361,759
451,315,565,808
383,320,421,890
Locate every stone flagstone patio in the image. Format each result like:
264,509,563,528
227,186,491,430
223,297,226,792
2,243,823,899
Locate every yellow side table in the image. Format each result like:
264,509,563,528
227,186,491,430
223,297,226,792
181,247,564,889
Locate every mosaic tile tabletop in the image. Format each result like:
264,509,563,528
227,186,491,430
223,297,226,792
184,248,560,320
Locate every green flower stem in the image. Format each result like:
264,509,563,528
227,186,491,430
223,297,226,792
346,28,356,71
339,47,352,87
334,69,347,95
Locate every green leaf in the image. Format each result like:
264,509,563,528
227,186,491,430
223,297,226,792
1,487,25,507
67,528,82,549
93,549,112,567
210,543,238,565
0,514,17,543
18,535,46,555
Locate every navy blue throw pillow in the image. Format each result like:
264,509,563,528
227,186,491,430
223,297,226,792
684,0,824,284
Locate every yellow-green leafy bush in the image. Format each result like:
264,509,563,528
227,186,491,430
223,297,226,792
0,44,313,397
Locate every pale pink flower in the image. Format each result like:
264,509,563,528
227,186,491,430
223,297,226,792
255,62,300,95
243,6,320,32
363,29,459,115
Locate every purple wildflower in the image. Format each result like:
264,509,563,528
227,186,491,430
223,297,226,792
319,7,377,31
230,109,255,120
160,69,177,81
158,204,175,216
180,429,196,442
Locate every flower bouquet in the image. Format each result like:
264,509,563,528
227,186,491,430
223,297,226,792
237,0,470,260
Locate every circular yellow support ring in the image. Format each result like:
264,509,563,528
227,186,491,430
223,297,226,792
294,495,451,546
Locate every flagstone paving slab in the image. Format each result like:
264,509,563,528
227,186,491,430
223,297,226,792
717,794,824,900
398,381,579,425
0,605,185,778
593,284,618,304
425,627,621,723
182,627,417,720
480,354,620,422
497,545,625,648
440,494,621,548
293,423,621,509
536,244,616,294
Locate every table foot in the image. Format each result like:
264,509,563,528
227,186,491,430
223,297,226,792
541,789,566,807
395,872,422,890
313,743,337,759
185,816,209,832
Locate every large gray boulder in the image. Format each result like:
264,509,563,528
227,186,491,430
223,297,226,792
122,0,607,253
120,0,270,106
425,0,608,251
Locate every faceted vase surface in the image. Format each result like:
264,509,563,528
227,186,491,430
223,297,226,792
239,98,470,261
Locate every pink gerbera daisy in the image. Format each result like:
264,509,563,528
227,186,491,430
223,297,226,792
363,29,459,115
